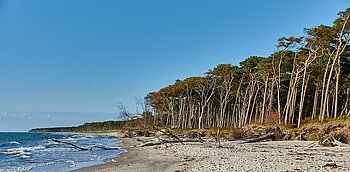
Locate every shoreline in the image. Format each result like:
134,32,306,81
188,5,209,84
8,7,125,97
72,133,350,172
71,133,189,172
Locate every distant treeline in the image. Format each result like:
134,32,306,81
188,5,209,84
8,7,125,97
30,120,128,132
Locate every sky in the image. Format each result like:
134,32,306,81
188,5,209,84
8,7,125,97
0,0,349,131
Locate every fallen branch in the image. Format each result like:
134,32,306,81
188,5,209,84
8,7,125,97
49,138,120,151
49,138,89,150
241,133,276,144
138,139,202,147
319,136,350,147
160,129,184,144
90,145,120,150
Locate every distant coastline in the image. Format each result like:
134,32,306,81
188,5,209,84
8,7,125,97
30,120,127,133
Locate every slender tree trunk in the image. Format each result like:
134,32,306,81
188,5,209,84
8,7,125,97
298,72,310,128
261,76,269,123
312,84,319,120
249,84,261,124
341,88,349,116
244,81,256,126
284,52,297,125
334,58,341,118
320,57,331,121
267,81,275,119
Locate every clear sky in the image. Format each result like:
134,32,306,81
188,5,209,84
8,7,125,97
0,0,349,131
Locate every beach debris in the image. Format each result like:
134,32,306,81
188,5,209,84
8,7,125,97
241,133,276,144
299,131,307,141
283,133,292,140
319,136,337,147
49,138,89,150
323,163,338,169
186,131,201,139
138,138,203,147
319,135,350,147
124,129,153,137
160,129,184,144
215,128,221,147
137,130,151,137
48,138,120,151
182,157,195,162
133,128,206,147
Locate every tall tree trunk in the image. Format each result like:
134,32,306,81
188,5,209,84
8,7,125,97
320,57,331,121
297,69,310,128
341,88,350,116
312,84,319,120
261,76,269,123
284,52,297,125
334,51,341,118
267,81,275,119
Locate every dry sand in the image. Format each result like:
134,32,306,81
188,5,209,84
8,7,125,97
73,133,350,172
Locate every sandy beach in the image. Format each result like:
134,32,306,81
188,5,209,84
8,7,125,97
72,132,350,172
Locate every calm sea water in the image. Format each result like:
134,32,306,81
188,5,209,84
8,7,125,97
0,132,124,172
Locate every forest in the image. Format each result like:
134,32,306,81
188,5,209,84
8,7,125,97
144,8,350,129
30,120,127,132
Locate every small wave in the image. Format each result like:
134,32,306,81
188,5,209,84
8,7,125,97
59,137,79,142
9,141,20,145
1,145,45,159
18,154,31,159
1,149,31,159
66,160,76,167
0,141,20,147
6,145,45,152
0,133,122,172
0,161,55,172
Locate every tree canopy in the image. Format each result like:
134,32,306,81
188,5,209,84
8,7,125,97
143,8,350,129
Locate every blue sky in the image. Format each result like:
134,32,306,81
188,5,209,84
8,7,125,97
0,0,348,131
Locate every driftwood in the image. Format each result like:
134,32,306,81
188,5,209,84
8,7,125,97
241,133,276,144
49,138,120,151
323,163,338,169
319,136,350,147
138,139,203,147
136,128,206,147
159,129,184,144
215,128,221,147
90,145,121,150
49,138,90,150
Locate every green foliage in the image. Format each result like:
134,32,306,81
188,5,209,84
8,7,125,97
144,8,350,129
30,120,128,132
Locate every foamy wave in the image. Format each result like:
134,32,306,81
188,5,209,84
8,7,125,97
84,135,95,138
59,137,79,142
9,141,20,145
0,133,123,172
0,162,55,172
0,141,20,147
1,145,45,159
5,145,45,153
66,160,76,167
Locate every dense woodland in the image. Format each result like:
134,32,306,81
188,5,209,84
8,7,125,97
145,9,350,129
30,120,127,132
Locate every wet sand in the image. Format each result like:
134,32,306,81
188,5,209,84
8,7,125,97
71,136,188,172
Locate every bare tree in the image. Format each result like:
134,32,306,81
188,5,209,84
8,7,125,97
116,103,137,120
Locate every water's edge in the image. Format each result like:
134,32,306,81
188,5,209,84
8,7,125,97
0,132,125,172
69,133,128,172
68,133,127,171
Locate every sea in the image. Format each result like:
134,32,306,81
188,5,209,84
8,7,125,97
0,132,124,172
